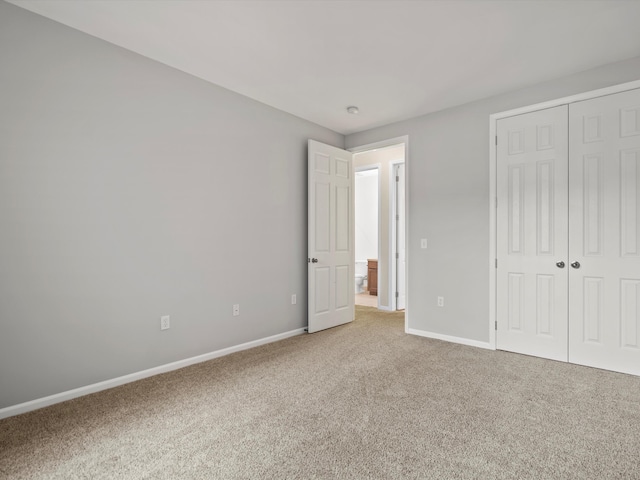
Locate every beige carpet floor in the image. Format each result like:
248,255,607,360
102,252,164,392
1,306,640,479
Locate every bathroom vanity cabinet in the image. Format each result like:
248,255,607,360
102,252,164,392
367,259,377,296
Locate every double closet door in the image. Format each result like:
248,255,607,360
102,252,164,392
496,88,640,376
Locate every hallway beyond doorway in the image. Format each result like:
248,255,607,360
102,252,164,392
355,292,378,308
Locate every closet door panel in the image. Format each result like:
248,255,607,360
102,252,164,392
569,88,640,376
496,106,569,361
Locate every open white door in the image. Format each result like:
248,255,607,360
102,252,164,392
308,140,354,333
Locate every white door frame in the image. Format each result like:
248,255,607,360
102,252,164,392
349,136,409,327
390,160,405,311
354,164,382,310
489,79,640,350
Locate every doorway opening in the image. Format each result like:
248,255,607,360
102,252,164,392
354,166,379,308
351,140,407,313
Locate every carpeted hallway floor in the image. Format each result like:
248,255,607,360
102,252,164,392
1,306,640,479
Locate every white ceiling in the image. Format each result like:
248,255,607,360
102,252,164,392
8,0,640,135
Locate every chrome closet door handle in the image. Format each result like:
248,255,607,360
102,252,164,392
556,261,565,268
571,261,580,269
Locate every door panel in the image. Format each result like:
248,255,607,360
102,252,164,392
621,149,640,256
308,140,354,333
536,274,554,335
568,88,640,376
496,106,569,361
314,181,330,252
621,280,640,348
314,267,330,314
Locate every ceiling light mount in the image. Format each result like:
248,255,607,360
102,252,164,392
346,106,359,115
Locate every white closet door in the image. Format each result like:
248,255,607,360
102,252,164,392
568,88,640,376
496,106,569,361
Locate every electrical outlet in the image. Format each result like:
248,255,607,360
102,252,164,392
160,315,170,330
291,294,297,305
437,296,444,307
421,238,428,249
233,304,240,316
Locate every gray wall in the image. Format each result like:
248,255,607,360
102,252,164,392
346,55,640,344
0,2,343,409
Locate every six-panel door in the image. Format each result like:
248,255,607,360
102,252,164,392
307,140,354,333
568,88,640,376
496,106,569,361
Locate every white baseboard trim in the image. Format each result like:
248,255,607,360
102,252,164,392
406,327,494,350
0,327,305,420
377,305,393,312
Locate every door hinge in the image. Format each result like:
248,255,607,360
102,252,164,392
396,292,399,298
396,252,399,259
495,136,498,146
495,258,498,268
495,320,498,330
396,175,399,182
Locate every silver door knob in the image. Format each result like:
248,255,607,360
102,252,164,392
311,258,318,263
556,261,565,268
571,261,580,269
